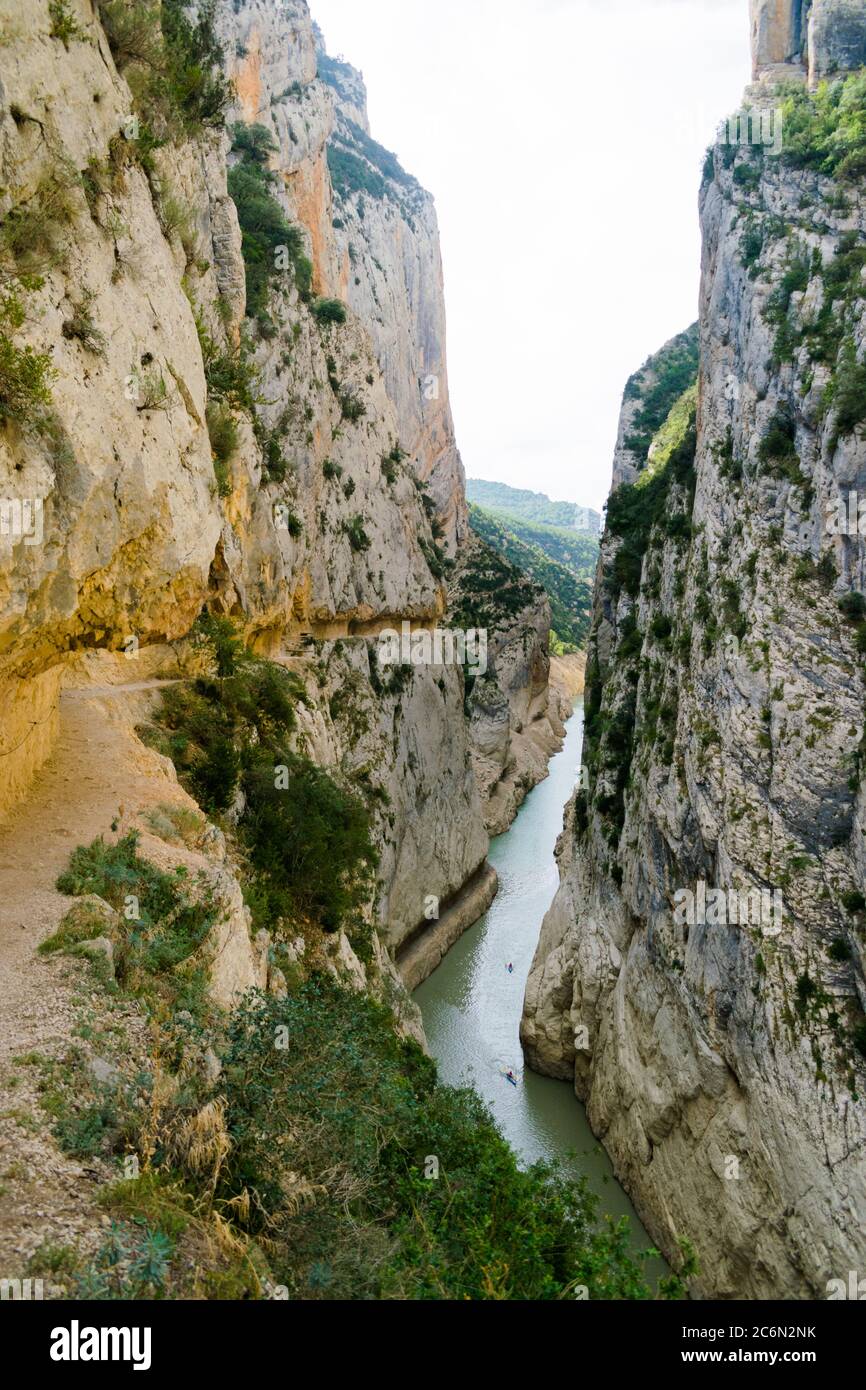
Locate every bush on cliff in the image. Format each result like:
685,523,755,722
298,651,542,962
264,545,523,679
63,970,687,1300
146,627,375,936
98,0,233,139
214,978,682,1300
226,134,308,321
54,832,217,1025
780,72,866,181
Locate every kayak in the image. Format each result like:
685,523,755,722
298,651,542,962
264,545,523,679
504,1072,518,1087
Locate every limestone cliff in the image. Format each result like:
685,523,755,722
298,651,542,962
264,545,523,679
0,0,562,1012
751,0,866,81
314,33,468,552
450,532,568,836
523,2,866,1298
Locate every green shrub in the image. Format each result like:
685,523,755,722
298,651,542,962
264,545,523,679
839,591,866,622
793,551,837,589
622,326,699,467
828,341,866,448
136,365,173,412
841,890,866,915
195,611,249,678
325,116,418,204
605,417,697,601
338,389,366,423
255,421,289,483
0,173,77,275
97,0,163,70
54,1092,119,1158
795,973,817,1016
650,614,673,642
230,120,277,165
779,73,866,182
49,0,81,46
345,515,370,551
312,297,347,326
327,145,387,202
56,832,217,1022
157,189,195,254
99,0,232,138
0,332,56,423
205,401,238,497
702,146,715,184
62,291,107,356
241,751,376,933
195,314,261,412
757,407,800,475
739,219,764,276
213,980,675,1300
228,127,308,319
73,1222,174,1300
764,254,811,364
733,159,760,191
380,444,405,485
205,400,238,464
150,646,373,935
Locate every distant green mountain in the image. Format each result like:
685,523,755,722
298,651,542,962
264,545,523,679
621,323,700,471
468,504,595,653
479,509,599,576
466,479,602,534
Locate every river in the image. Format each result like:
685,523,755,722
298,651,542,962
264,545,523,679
416,699,662,1271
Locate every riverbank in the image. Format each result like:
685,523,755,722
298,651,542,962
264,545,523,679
550,650,587,702
415,700,664,1270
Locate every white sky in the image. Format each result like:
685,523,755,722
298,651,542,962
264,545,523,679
311,0,752,511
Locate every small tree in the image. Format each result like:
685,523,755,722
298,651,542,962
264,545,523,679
312,297,348,326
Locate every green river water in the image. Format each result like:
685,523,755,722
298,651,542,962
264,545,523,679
416,699,663,1273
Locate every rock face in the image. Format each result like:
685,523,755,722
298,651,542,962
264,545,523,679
751,0,866,82
0,0,554,992
449,531,568,836
611,326,699,490
316,37,469,552
523,3,866,1297
809,0,866,79
750,0,809,77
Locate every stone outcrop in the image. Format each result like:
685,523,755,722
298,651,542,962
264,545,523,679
314,29,468,552
0,0,559,1001
750,0,809,77
449,531,569,835
809,0,866,79
611,326,699,490
523,1,866,1298
751,0,866,83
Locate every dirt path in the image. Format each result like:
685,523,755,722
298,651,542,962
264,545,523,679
0,681,183,1281
0,680,181,1033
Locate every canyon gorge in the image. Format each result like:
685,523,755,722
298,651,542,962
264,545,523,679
0,0,864,1304
523,0,866,1300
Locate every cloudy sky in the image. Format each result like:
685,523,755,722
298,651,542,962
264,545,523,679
311,0,752,511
